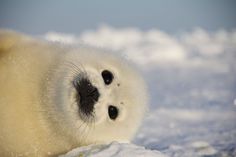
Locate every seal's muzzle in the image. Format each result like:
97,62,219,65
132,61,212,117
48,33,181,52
74,78,100,116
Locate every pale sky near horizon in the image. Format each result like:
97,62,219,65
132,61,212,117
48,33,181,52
0,0,236,34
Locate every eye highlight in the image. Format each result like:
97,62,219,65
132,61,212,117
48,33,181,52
101,70,114,85
108,105,118,120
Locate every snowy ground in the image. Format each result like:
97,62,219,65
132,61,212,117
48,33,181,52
45,25,236,157
59,142,167,157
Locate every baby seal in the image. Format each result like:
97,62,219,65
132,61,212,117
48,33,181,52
0,30,148,157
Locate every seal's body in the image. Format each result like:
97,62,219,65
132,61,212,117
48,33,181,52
0,30,148,157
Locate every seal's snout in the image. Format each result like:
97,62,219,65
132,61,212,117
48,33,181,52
74,78,100,116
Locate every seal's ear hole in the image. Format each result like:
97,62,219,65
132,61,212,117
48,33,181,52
108,105,119,120
101,70,114,85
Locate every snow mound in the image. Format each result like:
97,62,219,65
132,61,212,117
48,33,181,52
59,142,166,157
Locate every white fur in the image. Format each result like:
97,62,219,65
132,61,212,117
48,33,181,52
0,30,148,157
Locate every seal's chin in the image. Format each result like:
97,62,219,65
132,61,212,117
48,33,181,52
73,77,100,122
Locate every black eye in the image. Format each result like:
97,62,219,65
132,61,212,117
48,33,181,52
101,70,114,85
108,105,118,120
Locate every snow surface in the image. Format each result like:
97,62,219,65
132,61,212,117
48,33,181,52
45,25,236,157
59,142,166,157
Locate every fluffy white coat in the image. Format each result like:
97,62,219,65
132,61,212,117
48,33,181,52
0,30,148,157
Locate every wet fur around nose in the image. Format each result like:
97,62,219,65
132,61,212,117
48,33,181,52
74,78,100,116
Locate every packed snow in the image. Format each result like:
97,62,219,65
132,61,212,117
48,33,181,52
59,142,166,157
45,25,236,157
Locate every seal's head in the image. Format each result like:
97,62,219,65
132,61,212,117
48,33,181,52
46,46,148,145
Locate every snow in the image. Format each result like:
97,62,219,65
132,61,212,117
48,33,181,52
45,25,236,157
59,142,166,157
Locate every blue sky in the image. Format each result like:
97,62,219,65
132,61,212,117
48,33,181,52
0,0,236,34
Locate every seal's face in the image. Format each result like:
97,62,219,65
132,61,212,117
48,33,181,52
48,48,148,145
73,70,121,123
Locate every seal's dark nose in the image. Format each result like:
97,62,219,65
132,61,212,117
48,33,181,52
74,78,100,115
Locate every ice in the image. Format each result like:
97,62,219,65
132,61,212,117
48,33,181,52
44,25,236,157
